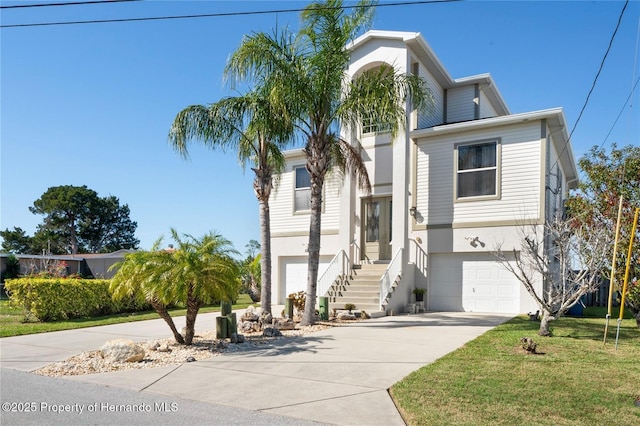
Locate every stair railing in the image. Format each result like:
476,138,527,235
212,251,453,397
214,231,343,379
380,248,403,306
317,250,350,298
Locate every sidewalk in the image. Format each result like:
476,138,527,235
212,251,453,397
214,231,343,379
1,311,512,425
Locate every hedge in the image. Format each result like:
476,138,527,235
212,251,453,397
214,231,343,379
4,278,149,321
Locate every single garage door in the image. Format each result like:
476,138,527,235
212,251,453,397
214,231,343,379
429,253,519,313
283,257,331,297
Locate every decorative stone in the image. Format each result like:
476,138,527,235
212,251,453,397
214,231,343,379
272,318,296,330
230,333,245,344
360,310,371,319
100,339,145,363
157,344,171,353
185,356,196,363
337,312,356,321
263,327,282,337
259,311,273,326
147,342,160,351
241,312,259,322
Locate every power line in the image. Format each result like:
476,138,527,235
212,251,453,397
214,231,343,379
599,74,640,150
0,0,141,9
0,0,462,28
549,0,629,174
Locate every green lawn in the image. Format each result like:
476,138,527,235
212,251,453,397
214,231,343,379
391,314,640,425
0,294,254,338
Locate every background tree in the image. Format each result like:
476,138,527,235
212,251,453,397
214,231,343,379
239,240,261,303
29,185,96,254
495,217,611,336
110,230,239,345
565,143,640,326
169,85,293,315
0,227,32,253
82,196,139,253
4,185,140,254
227,0,433,325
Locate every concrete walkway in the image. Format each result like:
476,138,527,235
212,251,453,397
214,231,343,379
1,311,511,425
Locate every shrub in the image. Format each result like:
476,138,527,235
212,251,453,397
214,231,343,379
288,291,306,313
4,278,148,321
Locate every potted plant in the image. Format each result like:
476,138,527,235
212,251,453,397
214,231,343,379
412,288,426,302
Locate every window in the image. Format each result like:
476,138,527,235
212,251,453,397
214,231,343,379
456,140,499,199
294,166,311,212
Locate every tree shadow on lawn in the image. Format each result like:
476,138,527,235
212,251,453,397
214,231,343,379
552,317,639,342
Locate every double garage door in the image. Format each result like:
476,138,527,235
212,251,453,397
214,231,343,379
429,253,519,314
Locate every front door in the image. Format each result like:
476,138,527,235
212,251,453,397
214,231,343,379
362,196,392,262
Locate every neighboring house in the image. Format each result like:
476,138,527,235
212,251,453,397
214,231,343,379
269,30,577,315
0,249,134,280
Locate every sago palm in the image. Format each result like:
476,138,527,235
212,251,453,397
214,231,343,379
227,0,433,324
169,86,293,315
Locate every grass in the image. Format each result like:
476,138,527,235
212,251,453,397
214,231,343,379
390,314,640,426
0,294,254,338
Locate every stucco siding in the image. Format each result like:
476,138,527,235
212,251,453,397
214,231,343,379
349,38,408,77
447,86,475,123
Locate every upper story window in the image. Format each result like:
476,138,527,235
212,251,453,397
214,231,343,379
294,166,311,212
455,140,500,200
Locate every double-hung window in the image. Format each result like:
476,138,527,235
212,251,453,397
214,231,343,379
294,166,311,212
455,140,499,199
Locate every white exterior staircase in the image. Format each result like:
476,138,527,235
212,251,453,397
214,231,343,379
326,263,388,313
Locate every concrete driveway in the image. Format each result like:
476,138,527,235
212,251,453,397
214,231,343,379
1,311,511,425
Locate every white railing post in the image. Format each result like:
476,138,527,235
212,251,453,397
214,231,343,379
317,250,350,298
379,248,403,306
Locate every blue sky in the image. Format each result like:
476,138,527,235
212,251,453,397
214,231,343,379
1,0,639,253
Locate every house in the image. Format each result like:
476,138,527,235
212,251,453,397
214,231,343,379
0,249,134,280
269,30,577,315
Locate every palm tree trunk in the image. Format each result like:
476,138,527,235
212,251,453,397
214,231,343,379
302,169,325,326
184,295,201,345
150,298,184,344
259,198,272,314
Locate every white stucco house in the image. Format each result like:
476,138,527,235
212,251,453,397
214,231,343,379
269,30,578,315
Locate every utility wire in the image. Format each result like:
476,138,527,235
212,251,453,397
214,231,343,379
0,0,462,28
0,0,141,9
549,0,629,174
599,75,640,150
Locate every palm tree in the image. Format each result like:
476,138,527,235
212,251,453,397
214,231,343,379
169,87,293,315
227,0,433,325
110,230,239,345
110,240,185,344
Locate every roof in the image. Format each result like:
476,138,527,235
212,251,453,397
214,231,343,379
0,249,135,261
349,30,510,115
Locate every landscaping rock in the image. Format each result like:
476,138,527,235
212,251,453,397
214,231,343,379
185,356,196,363
230,333,245,344
100,339,145,363
272,318,296,330
156,344,171,353
259,311,273,326
337,312,356,321
263,327,282,337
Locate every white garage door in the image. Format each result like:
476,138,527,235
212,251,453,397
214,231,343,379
283,257,331,297
430,253,519,313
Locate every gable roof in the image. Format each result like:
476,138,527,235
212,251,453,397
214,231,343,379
349,30,510,116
